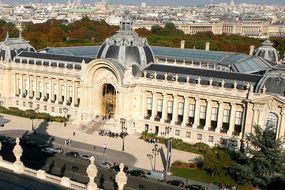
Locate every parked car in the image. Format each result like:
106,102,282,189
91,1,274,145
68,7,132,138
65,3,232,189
41,147,63,154
98,162,113,169
127,170,146,177
65,151,79,158
3,138,16,145
185,184,207,190
111,164,128,172
145,171,165,181
0,134,9,141
166,180,184,187
79,154,91,161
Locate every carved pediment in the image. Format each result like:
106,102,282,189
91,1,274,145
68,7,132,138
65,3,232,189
251,95,285,110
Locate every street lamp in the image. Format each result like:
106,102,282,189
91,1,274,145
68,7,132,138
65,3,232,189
147,153,154,170
63,107,68,127
120,118,126,151
152,144,159,171
164,126,172,178
28,101,35,132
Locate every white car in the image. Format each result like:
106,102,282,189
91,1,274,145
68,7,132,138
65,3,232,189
79,154,91,161
41,147,63,154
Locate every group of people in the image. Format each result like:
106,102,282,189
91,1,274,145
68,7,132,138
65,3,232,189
99,129,128,139
146,138,159,144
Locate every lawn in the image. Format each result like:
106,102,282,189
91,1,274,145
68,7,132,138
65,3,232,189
171,167,254,190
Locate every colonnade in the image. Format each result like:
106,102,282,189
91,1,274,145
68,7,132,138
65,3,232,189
14,73,80,107
142,91,243,136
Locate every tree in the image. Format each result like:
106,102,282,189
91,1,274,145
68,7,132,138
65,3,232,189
230,125,285,188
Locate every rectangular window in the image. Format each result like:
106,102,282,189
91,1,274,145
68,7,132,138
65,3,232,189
235,111,242,125
16,100,19,105
167,101,173,114
211,107,218,121
52,107,55,112
25,80,28,91
69,86,73,97
197,133,202,140
18,79,21,91
189,104,195,117
39,81,43,93
32,80,36,91
147,97,152,110
223,109,230,123
200,106,206,119
186,132,191,138
178,102,184,116
61,84,65,96
77,87,80,97
47,83,50,94
175,129,180,136
157,99,163,112
44,105,47,111
36,104,40,109
208,136,214,142
59,108,62,113
53,84,57,95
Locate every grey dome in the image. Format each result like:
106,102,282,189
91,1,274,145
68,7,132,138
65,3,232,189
0,32,36,61
254,39,279,64
96,19,155,69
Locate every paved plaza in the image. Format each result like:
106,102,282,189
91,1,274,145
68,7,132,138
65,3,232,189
0,114,200,171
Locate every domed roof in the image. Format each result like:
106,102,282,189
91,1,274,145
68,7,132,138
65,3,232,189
0,32,36,61
96,18,155,69
254,39,279,64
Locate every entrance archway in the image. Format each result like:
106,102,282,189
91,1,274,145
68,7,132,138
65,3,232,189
102,83,116,117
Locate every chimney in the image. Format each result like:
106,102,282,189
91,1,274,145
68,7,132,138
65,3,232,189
249,45,255,56
180,40,185,49
205,42,210,51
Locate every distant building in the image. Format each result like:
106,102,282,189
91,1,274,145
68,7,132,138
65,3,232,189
0,18,285,150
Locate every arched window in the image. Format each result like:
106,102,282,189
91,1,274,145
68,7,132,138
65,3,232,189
265,112,278,132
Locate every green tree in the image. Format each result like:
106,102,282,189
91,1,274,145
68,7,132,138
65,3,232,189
230,125,285,188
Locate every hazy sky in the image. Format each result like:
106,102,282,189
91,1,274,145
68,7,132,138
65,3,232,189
5,0,285,6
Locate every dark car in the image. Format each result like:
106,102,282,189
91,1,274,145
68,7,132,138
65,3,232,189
111,164,128,172
3,137,16,145
167,180,184,187
65,151,79,158
127,170,146,177
0,134,9,141
185,184,207,190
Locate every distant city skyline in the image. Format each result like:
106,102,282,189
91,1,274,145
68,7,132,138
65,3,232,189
3,0,285,6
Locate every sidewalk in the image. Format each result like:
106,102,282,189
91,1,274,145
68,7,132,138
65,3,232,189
0,114,200,171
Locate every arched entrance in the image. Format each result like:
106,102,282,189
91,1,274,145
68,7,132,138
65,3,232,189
102,83,116,117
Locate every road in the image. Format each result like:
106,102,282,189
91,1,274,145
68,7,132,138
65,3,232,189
0,135,184,190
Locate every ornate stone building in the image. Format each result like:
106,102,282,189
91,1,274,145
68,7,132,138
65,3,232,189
0,19,284,149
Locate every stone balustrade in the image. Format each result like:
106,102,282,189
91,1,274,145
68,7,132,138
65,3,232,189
0,140,128,190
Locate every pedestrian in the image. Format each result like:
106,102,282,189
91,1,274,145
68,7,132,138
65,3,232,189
73,131,75,136
103,144,107,154
93,145,96,151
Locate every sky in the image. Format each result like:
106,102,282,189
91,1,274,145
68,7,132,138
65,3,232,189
5,0,285,6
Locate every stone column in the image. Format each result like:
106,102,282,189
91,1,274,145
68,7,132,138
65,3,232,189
193,98,200,129
205,99,212,131
161,93,168,122
29,75,33,97
36,76,40,98
216,101,224,133
74,81,79,106
43,78,47,98
150,92,157,120
15,74,19,95
13,138,24,174
50,78,54,101
228,103,236,135
58,80,62,102
22,75,26,95
115,163,128,190
86,156,98,190
182,96,189,126
277,109,285,141
66,80,70,104
141,90,146,118
171,95,178,125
